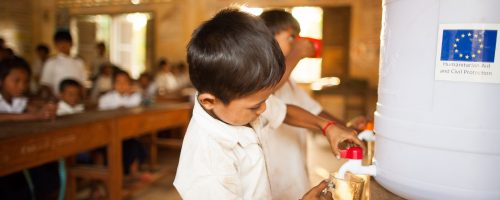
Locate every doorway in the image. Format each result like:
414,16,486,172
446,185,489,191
71,12,153,79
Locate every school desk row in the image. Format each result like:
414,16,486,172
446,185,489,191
0,102,192,200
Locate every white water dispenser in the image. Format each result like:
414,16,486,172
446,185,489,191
375,0,500,199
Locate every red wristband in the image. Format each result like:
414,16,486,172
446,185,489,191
322,121,336,136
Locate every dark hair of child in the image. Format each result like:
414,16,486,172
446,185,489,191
0,57,32,85
53,30,73,43
112,70,132,84
259,9,301,35
59,79,82,93
36,44,50,54
187,8,285,104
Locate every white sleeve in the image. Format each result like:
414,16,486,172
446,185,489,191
98,93,116,110
40,60,54,87
261,95,287,129
295,87,323,115
124,93,142,108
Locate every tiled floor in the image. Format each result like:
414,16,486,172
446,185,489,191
129,133,344,200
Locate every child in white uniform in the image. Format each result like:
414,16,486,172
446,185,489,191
260,10,368,200
0,57,56,121
40,30,87,97
173,9,362,200
98,70,141,110
57,79,84,116
0,57,58,199
98,70,149,179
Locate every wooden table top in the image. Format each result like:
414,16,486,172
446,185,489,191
0,103,192,140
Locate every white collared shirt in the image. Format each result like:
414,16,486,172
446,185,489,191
98,91,142,110
265,80,323,200
57,101,84,116
174,95,286,200
0,94,28,113
40,53,87,95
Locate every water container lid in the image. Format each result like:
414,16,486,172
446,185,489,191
340,147,363,159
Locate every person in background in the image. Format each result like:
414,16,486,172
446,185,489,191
171,62,191,89
0,57,59,200
98,70,141,109
154,58,178,95
31,44,50,93
98,70,151,181
40,30,87,98
259,9,368,200
0,57,56,121
91,42,109,80
136,72,156,105
90,62,114,101
57,79,84,116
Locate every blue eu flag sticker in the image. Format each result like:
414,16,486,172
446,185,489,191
440,29,497,63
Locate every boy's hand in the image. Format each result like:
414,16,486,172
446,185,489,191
301,180,333,200
346,116,369,132
324,122,364,158
290,39,315,59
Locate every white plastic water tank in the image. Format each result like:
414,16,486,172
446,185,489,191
375,0,500,199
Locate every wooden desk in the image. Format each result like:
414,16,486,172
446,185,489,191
0,103,192,200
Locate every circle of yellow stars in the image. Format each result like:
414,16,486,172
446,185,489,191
454,32,484,60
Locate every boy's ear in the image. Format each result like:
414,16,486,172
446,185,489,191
198,93,217,110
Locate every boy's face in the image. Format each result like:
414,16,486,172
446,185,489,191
55,40,72,55
114,74,132,94
60,85,82,106
199,87,274,126
2,68,28,97
275,28,297,56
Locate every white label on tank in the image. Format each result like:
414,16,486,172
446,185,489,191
435,24,500,83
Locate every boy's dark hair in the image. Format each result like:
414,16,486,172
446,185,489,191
53,30,73,43
96,42,106,49
59,79,82,93
36,44,50,54
0,57,31,83
188,8,285,104
158,58,168,67
112,70,132,84
260,9,301,35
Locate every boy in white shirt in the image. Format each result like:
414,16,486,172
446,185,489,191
98,70,142,110
57,79,85,116
260,10,368,200
174,9,361,200
40,30,87,97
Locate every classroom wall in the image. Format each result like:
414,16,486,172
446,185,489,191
0,0,381,88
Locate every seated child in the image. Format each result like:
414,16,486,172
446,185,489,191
136,72,156,105
57,79,84,115
98,70,141,110
173,9,361,200
154,59,178,95
0,57,59,199
98,70,150,180
0,57,56,121
90,63,114,101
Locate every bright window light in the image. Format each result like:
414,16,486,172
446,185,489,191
240,5,264,16
291,7,323,83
